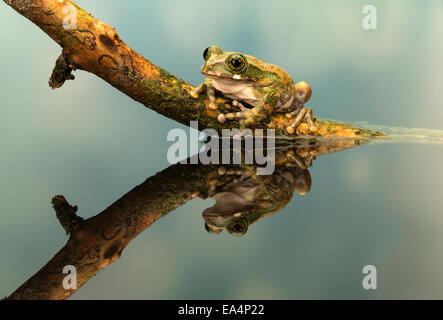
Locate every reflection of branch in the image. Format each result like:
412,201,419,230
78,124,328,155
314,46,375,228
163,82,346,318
4,139,359,300
6,163,217,300
2,0,384,138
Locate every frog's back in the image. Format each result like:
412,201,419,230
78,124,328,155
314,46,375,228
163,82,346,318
265,63,295,90
248,57,302,112
246,55,294,86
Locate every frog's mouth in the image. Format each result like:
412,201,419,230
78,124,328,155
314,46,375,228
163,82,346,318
201,70,249,81
202,192,252,220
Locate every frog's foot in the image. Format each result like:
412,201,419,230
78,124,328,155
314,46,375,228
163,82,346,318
232,100,248,111
304,110,318,133
222,108,252,121
218,113,227,124
217,109,251,124
206,86,218,110
208,101,218,110
189,86,202,99
190,79,218,110
189,90,199,99
303,154,316,168
286,108,308,134
218,166,227,175
286,108,317,134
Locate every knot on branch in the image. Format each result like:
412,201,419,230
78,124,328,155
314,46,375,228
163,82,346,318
48,53,75,90
51,195,83,235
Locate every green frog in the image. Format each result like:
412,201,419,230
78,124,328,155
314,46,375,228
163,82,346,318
190,45,315,134
202,149,313,236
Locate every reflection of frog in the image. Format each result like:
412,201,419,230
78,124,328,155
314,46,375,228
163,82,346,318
201,150,313,237
190,46,316,134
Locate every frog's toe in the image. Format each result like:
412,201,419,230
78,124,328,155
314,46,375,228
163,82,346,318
286,126,295,135
286,108,308,135
308,125,318,133
232,100,247,111
218,113,227,124
305,115,317,133
189,90,200,99
286,150,296,160
239,119,249,127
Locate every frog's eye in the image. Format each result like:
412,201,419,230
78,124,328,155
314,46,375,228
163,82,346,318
227,54,247,72
227,219,248,237
203,47,210,61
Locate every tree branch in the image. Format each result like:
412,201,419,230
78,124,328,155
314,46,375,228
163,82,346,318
2,0,384,138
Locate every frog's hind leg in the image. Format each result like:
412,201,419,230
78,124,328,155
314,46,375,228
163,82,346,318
304,110,318,133
286,107,318,134
286,107,308,134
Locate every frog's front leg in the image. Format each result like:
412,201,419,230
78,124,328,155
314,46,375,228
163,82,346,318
218,88,279,127
190,78,218,110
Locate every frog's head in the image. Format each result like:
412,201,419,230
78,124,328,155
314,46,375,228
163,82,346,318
202,191,251,237
204,216,249,237
200,45,271,83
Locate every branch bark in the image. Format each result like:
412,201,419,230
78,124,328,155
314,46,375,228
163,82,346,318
2,0,384,138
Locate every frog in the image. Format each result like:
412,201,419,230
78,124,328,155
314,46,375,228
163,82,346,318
201,148,313,236
190,45,316,134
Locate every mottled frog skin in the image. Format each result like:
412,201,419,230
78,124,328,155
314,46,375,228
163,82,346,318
202,150,313,236
190,46,314,134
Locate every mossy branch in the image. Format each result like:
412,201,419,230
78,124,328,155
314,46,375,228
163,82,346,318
2,0,384,138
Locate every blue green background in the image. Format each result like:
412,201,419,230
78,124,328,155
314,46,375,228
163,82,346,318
1,0,442,299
